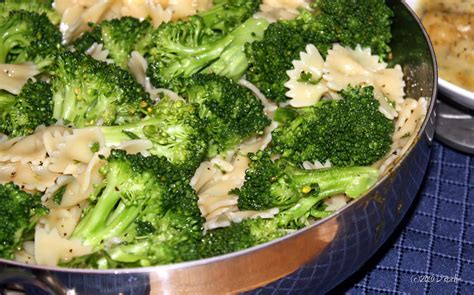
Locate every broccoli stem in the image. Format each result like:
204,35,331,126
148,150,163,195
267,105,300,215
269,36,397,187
71,164,145,247
85,205,141,247
204,17,269,79
107,241,149,264
277,191,326,226
290,166,380,198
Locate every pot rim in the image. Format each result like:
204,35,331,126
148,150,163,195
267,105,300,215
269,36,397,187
0,0,438,275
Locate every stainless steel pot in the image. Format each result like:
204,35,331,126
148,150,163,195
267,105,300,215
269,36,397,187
0,1,437,294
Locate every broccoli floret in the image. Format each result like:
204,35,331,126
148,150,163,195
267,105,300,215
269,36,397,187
99,98,208,173
271,86,394,167
178,74,270,155
245,0,393,102
0,80,54,137
244,20,311,103
234,151,380,211
74,17,153,69
0,10,61,64
49,51,151,128
0,0,60,25
202,149,379,258
198,0,262,34
201,154,378,257
146,17,269,89
309,0,393,58
0,183,48,259
66,150,203,268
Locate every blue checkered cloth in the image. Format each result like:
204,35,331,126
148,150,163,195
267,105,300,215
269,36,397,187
328,143,474,294
251,141,473,295
331,141,474,294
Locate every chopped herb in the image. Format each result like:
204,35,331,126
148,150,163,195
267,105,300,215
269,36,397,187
401,133,411,139
297,71,322,85
90,142,100,153
122,130,140,139
53,185,67,205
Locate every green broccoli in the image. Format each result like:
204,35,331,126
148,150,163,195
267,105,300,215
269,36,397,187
0,0,60,25
198,0,262,34
233,151,380,211
0,80,54,137
146,16,269,89
201,159,378,257
66,150,203,268
0,10,61,64
49,51,151,128
0,183,48,259
310,0,393,58
271,86,395,167
245,0,393,102
178,74,270,155
99,98,208,173
74,17,153,69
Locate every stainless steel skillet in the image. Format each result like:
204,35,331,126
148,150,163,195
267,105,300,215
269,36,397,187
0,1,437,293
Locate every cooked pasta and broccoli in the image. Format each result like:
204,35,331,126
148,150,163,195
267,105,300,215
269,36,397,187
0,0,427,268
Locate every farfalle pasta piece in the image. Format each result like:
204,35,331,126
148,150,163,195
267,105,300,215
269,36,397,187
256,0,310,22
323,44,406,119
34,227,92,266
204,208,279,231
376,97,427,174
392,97,428,150
193,154,249,221
0,162,60,192
40,206,83,238
0,126,67,165
85,43,112,63
168,0,211,20
285,44,329,107
47,127,105,174
0,63,39,95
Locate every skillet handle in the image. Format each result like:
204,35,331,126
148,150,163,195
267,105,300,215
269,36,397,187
0,267,68,295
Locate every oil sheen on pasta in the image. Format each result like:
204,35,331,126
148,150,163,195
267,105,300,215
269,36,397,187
417,0,474,92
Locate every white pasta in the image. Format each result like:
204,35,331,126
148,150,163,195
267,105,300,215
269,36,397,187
131,1,173,27
40,206,83,238
323,44,405,119
285,44,329,107
168,0,211,20
0,162,60,191
85,43,113,63
115,139,153,156
194,153,248,223
204,208,279,231
47,127,104,175
128,51,148,87
15,241,36,265
0,126,68,165
377,97,428,174
302,160,332,170
34,227,92,266
324,195,350,211
55,0,204,43
119,1,171,26
0,63,39,95
393,97,428,147
256,0,310,22
193,121,278,229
